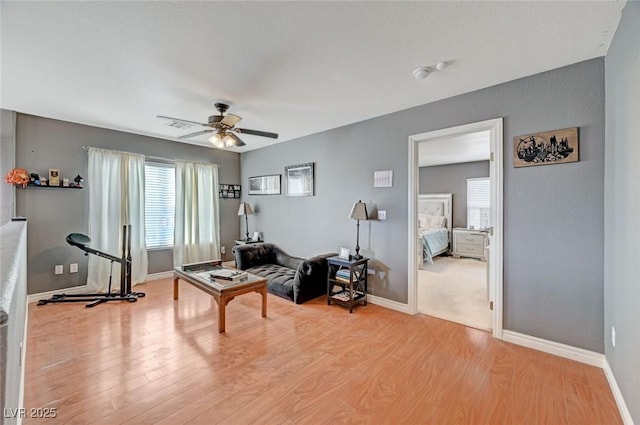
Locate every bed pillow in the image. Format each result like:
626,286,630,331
418,213,429,228
428,215,446,228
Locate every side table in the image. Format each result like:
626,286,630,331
326,256,368,313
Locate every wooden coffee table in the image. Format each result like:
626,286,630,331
173,260,267,333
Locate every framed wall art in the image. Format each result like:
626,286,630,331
219,184,241,199
513,127,579,168
285,162,314,197
248,175,281,195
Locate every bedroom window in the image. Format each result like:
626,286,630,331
467,177,490,230
145,161,175,249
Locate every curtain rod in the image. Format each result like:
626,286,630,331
81,146,219,167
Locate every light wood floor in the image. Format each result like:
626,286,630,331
23,278,621,424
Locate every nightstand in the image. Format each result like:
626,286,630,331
452,228,488,261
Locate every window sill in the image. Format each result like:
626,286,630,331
147,246,173,252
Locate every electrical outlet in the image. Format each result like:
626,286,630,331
221,246,226,255
70,263,78,273
611,326,616,348
54,265,63,275
378,210,387,220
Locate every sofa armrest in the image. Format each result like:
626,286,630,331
293,253,337,304
233,243,277,270
273,245,303,270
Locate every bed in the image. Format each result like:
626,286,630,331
418,193,452,266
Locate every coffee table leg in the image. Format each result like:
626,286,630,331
217,294,226,333
261,287,267,318
173,277,179,300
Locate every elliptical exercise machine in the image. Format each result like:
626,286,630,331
38,224,145,308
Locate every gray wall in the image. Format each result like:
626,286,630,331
419,161,489,228
242,58,605,352
604,1,639,422
15,114,241,294
0,110,16,226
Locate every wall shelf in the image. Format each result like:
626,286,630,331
16,183,82,190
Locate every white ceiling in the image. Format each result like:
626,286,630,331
1,1,625,152
419,130,490,167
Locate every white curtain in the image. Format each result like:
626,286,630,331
87,148,148,292
174,160,220,265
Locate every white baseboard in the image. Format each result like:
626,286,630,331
146,271,173,281
27,285,88,304
502,331,635,423
27,273,170,304
603,358,635,425
502,330,604,368
367,294,409,314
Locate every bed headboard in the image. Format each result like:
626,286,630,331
418,193,453,242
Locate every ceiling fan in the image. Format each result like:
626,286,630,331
157,103,278,148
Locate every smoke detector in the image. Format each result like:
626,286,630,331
413,67,431,80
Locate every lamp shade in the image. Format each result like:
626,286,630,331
349,200,368,221
237,202,253,216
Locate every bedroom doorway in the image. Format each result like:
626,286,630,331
408,118,504,339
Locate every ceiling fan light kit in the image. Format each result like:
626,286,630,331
209,132,237,148
158,102,278,149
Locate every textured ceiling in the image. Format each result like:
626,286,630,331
1,1,625,152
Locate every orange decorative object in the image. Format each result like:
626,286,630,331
4,168,30,187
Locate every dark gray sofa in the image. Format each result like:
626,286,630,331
233,243,335,304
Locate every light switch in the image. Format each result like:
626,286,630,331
379,210,387,220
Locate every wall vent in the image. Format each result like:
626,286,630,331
165,120,196,130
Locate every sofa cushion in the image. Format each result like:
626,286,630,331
246,264,297,302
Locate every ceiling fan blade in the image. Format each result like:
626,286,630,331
157,115,208,126
178,129,213,139
226,133,246,147
221,113,242,127
236,128,278,139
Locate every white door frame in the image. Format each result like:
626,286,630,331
408,118,504,339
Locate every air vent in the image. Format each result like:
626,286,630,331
165,120,196,130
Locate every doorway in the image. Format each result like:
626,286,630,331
408,118,504,339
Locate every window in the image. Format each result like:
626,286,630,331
145,161,175,249
467,177,490,230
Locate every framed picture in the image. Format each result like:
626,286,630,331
219,184,241,199
285,162,314,197
338,247,351,260
248,175,281,195
513,127,579,168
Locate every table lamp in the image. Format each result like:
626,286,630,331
349,200,369,259
237,202,254,241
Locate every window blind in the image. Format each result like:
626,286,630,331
467,177,490,230
145,162,175,249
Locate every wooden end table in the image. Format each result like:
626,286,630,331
173,260,267,333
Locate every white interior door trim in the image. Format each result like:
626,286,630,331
408,117,504,339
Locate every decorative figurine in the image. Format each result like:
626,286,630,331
74,174,84,188
30,172,41,185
